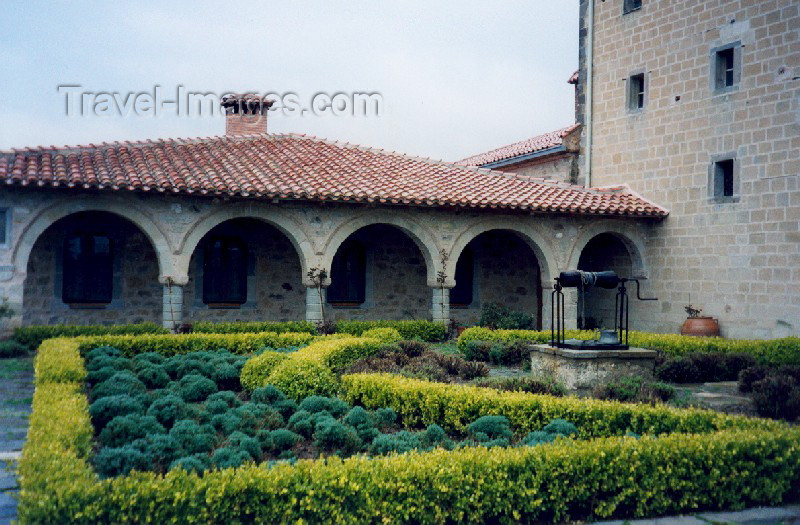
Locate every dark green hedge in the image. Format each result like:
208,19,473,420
191,321,316,334
14,323,168,350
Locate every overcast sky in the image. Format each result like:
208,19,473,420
0,1,578,162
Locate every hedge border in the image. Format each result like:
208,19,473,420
18,335,800,524
457,327,800,366
13,323,168,350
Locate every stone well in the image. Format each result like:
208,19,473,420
527,344,658,392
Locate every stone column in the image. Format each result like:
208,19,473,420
430,286,450,324
305,286,325,325
162,284,184,332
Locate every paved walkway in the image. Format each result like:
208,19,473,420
0,357,34,525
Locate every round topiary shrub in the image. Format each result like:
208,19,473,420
360,327,403,344
343,406,379,443
298,396,349,417
313,419,362,455
132,352,166,369
374,407,397,429
165,354,215,380
265,359,339,400
169,420,217,455
541,418,578,437
269,428,301,453
136,364,171,389
211,447,251,469
467,415,512,441
205,391,242,410
89,394,144,430
211,412,243,435
272,399,299,419
250,385,287,404
99,414,166,448
93,445,149,478
92,371,147,400
240,351,290,391
169,454,209,473
87,365,123,386
521,431,556,447
174,373,218,402
131,434,183,469
146,394,189,428
85,346,122,362
209,360,241,391
86,355,131,373
226,431,262,460
369,431,421,455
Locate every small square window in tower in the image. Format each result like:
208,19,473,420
628,73,645,111
623,0,642,14
713,159,735,198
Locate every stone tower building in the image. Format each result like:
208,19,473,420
575,0,799,338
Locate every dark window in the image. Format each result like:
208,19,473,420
623,0,642,14
715,47,736,89
203,237,248,305
714,159,735,198
328,240,366,305
450,246,474,307
711,42,742,91
62,233,113,304
628,73,645,110
0,209,7,245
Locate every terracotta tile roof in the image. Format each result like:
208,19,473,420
458,124,579,167
0,133,668,218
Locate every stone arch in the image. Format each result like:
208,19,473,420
448,219,559,285
177,205,317,284
448,219,558,329
320,213,441,286
13,198,174,280
565,221,649,278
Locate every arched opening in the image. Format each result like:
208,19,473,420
450,230,543,329
22,211,162,325
327,224,428,320
576,233,635,330
184,218,305,322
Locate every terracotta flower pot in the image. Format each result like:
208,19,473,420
680,316,720,337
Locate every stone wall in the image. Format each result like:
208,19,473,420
450,230,542,328
22,212,162,325
0,188,657,333
502,154,577,184
581,0,800,338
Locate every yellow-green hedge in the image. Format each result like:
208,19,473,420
18,335,800,523
340,373,780,437
336,320,448,341
457,327,800,365
239,351,291,391
191,320,316,334
71,332,314,357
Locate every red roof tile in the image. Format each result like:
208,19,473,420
457,124,579,167
0,133,668,218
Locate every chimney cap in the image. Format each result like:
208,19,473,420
220,93,276,114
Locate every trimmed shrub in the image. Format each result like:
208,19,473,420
467,416,512,441
299,396,349,417
750,373,800,422
136,364,171,389
89,395,144,430
92,371,147,400
226,431,262,460
169,420,217,455
0,339,28,358
336,320,448,342
360,327,403,344
265,359,339,400
239,351,290,391
131,434,183,470
146,394,189,428
542,419,578,437
313,419,362,455
192,321,316,334
92,446,149,478
739,365,770,393
172,374,218,402
86,365,120,386
34,338,88,384
169,454,209,473
211,447,251,469
593,377,676,404
250,385,287,405
341,373,776,437
458,327,800,367
99,415,166,448
269,428,301,453
13,322,168,350
475,376,567,397
73,332,315,357
656,353,757,383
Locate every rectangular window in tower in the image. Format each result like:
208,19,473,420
628,73,645,111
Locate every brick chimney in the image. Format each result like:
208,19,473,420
221,94,275,136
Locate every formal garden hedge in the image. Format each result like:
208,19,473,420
13,322,168,350
457,327,800,366
18,332,800,523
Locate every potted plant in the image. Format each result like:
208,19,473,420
680,304,720,337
